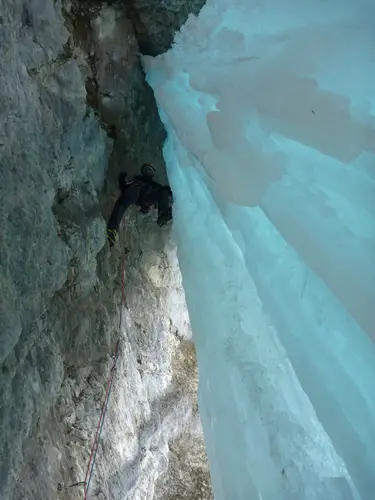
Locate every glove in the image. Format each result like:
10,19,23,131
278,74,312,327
107,228,118,247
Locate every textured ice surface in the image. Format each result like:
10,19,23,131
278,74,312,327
144,1,375,499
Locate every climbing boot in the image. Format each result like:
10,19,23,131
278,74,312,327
107,228,118,247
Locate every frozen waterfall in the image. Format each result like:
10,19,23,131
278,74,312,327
144,1,375,499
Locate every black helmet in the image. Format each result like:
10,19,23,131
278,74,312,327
141,163,156,178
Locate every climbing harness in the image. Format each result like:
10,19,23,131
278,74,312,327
81,253,126,499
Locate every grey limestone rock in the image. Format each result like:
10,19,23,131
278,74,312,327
0,0,211,498
127,0,207,56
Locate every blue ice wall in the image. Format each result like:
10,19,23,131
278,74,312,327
144,1,375,498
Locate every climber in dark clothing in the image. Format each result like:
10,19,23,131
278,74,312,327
107,163,173,247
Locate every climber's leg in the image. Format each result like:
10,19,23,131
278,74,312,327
118,172,129,191
107,184,139,246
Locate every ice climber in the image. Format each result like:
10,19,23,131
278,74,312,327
107,163,173,247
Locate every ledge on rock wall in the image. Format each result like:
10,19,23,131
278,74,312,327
127,0,207,56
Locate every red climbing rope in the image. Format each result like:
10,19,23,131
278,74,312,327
82,253,126,499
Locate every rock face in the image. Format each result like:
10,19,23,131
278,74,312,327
0,0,211,498
127,0,207,55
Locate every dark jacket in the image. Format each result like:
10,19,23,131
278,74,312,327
107,172,172,234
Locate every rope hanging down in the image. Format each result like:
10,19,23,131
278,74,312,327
83,254,126,499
